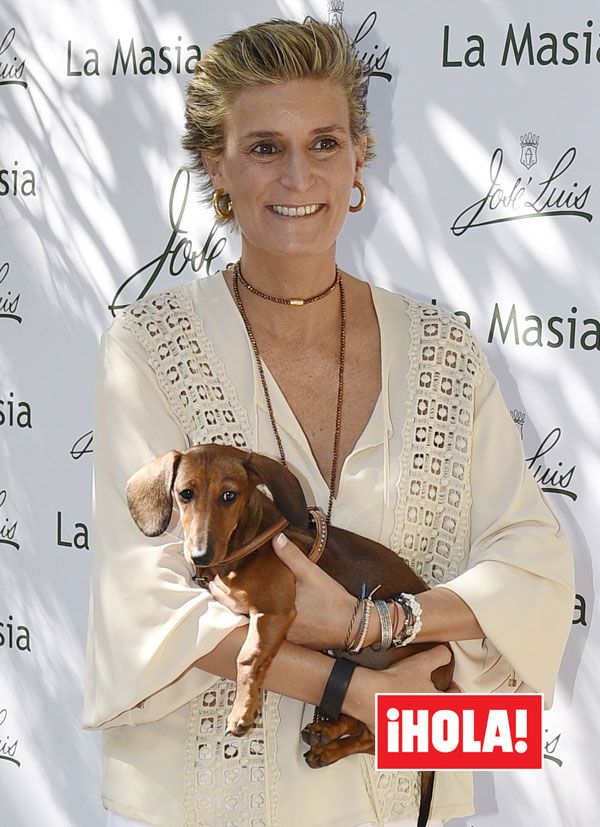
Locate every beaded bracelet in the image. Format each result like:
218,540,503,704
390,593,423,647
345,584,381,654
348,598,373,653
343,594,363,652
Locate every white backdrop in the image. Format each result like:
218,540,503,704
1,1,597,825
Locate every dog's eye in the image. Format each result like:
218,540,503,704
179,489,194,502
222,491,238,503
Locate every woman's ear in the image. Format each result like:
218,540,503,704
354,134,368,178
201,150,224,189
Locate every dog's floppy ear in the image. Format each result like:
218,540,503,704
126,450,182,537
244,452,309,528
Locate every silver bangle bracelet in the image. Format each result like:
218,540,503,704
370,599,393,651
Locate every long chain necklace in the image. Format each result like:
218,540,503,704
232,259,346,525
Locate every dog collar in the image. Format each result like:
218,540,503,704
306,507,328,563
193,507,328,585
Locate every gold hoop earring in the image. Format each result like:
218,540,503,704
349,180,367,212
212,187,233,220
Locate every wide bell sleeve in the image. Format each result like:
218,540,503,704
82,319,248,730
438,364,575,708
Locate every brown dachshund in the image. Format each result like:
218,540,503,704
127,444,453,824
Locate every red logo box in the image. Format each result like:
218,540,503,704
375,693,542,771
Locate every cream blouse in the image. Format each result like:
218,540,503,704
82,273,574,827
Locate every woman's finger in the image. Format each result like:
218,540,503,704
272,532,311,574
208,580,240,612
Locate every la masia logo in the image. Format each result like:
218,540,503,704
451,130,592,235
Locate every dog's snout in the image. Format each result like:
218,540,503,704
190,538,215,567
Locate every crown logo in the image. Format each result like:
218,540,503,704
520,132,540,149
327,0,345,26
519,132,540,169
510,409,526,438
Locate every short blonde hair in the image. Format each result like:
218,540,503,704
182,18,375,222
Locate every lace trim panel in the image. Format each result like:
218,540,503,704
183,683,270,827
363,300,485,824
391,301,484,585
120,286,282,827
120,287,251,448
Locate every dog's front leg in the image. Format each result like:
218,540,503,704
226,607,296,736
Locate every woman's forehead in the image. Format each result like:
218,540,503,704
226,78,350,134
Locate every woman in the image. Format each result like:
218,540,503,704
82,19,574,827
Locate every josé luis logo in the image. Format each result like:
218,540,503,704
526,427,577,501
0,709,20,768
71,430,93,460
305,1,391,81
451,134,592,235
109,169,227,314
0,28,27,89
510,411,578,501
0,489,19,551
376,693,542,771
0,261,22,324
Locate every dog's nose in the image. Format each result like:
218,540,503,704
191,541,214,567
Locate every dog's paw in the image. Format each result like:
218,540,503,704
301,721,334,747
225,714,255,737
303,744,330,769
226,706,258,737
225,721,252,737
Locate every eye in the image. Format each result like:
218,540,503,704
313,136,339,151
178,489,194,502
251,142,278,156
221,491,238,504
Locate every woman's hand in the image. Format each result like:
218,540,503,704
208,532,356,650
349,646,456,734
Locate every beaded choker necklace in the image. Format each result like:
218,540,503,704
236,263,340,306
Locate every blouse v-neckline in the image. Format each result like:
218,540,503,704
216,272,389,505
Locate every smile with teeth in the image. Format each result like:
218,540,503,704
270,204,322,217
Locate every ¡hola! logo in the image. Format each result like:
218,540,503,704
375,693,543,770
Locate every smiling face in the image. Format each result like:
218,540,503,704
203,78,366,258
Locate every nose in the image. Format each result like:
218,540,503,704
280,147,315,193
190,538,215,567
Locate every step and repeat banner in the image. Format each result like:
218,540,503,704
1,1,597,824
